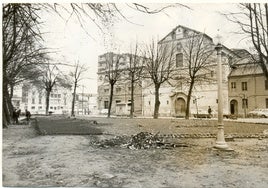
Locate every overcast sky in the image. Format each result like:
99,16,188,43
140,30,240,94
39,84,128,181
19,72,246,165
34,2,256,94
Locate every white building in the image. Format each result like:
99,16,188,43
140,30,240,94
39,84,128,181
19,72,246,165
12,83,73,115
142,25,240,117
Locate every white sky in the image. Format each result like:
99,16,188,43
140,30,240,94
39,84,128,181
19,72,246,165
3,1,260,94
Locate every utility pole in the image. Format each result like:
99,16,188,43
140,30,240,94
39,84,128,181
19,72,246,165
82,85,85,115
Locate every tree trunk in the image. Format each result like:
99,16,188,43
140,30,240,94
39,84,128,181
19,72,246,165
153,84,161,119
108,83,114,118
2,106,8,128
130,80,134,118
185,79,194,119
3,82,12,126
71,81,77,117
45,89,51,115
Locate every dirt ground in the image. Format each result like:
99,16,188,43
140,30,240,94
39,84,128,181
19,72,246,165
2,116,268,187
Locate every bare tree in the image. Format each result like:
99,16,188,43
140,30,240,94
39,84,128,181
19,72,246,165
69,62,88,117
2,4,46,127
224,3,268,78
143,40,176,119
125,43,144,118
33,63,71,115
176,33,214,119
102,53,123,118
2,3,187,127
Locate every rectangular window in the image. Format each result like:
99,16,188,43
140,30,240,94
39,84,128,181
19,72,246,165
31,106,35,109
116,88,121,93
210,71,214,78
265,80,268,90
241,82,247,91
32,98,35,104
176,53,183,67
104,89,109,93
242,99,248,109
104,101,109,109
231,82,236,89
38,106,42,110
266,99,268,108
58,94,61,98
50,106,53,109
39,97,42,104
116,100,121,103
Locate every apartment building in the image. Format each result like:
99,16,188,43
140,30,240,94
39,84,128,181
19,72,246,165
97,52,143,116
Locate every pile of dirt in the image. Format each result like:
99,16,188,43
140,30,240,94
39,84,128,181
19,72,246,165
92,132,188,150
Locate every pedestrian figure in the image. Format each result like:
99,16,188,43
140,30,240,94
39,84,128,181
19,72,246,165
17,109,21,118
13,108,19,124
25,109,31,122
208,106,212,117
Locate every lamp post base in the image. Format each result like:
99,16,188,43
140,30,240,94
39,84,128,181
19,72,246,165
213,142,233,151
214,126,234,151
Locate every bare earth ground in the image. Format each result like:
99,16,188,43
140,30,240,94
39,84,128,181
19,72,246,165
2,116,268,188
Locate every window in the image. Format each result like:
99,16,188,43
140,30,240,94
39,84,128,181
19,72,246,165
39,97,42,104
104,89,109,93
148,101,151,105
242,99,248,109
50,106,53,109
171,32,176,39
116,87,121,93
32,98,35,104
31,106,35,109
211,71,214,78
167,100,169,105
38,106,42,110
265,80,268,90
116,100,121,103
177,43,182,52
104,101,109,109
176,53,183,67
58,94,61,98
241,82,247,91
266,99,268,108
231,82,236,89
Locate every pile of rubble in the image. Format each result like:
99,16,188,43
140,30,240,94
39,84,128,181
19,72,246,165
92,132,188,150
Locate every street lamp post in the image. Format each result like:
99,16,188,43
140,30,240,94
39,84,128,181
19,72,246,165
214,42,231,150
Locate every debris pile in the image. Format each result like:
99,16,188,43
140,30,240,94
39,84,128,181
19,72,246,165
128,132,165,149
93,132,188,150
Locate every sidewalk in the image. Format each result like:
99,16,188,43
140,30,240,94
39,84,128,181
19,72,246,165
225,118,268,124
77,114,268,124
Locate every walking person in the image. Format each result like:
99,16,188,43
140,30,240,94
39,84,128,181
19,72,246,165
13,108,19,124
208,106,212,118
25,109,31,122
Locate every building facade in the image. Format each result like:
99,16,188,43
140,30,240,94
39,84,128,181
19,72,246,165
97,25,265,118
97,52,143,116
228,58,268,117
142,25,239,117
12,83,73,115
